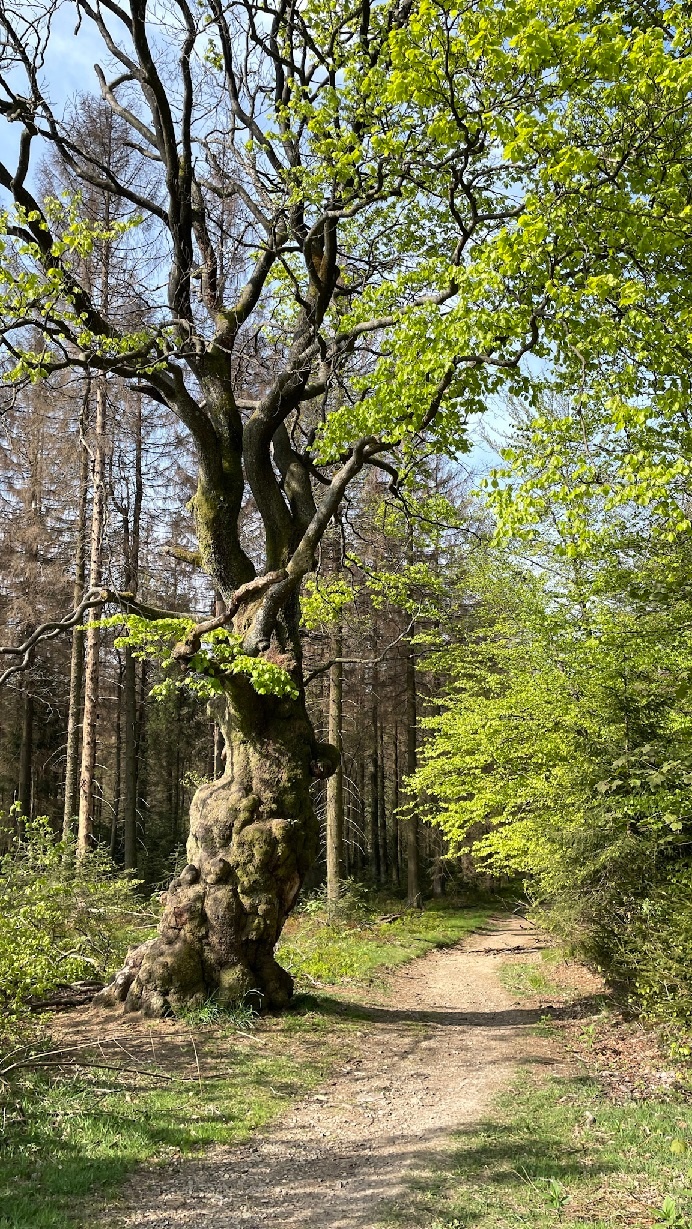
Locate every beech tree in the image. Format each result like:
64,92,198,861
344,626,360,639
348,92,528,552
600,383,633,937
0,0,687,1014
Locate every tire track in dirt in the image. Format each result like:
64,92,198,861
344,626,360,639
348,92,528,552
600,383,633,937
102,915,562,1228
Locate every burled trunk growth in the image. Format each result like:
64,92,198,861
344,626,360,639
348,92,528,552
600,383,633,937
99,677,336,1016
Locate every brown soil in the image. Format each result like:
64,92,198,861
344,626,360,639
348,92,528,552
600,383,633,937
91,914,580,1228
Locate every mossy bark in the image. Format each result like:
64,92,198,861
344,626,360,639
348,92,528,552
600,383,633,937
98,678,337,1016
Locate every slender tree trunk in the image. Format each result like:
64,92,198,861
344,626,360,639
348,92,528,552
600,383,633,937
121,646,138,868
395,725,405,883
122,392,143,870
326,623,343,904
18,684,33,819
174,693,182,837
356,754,365,879
406,634,421,907
111,655,124,858
378,719,387,885
77,379,107,858
390,725,400,888
343,776,351,879
432,827,445,896
63,432,89,840
135,659,148,850
369,660,380,883
78,164,113,859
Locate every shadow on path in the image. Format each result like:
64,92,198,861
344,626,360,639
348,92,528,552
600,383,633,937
292,992,608,1030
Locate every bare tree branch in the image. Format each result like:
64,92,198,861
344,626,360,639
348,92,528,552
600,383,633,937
304,620,416,685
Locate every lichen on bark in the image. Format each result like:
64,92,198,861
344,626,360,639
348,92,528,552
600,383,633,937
98,673,336,1016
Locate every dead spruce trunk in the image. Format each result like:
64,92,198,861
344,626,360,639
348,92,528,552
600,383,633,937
98,677,337,1016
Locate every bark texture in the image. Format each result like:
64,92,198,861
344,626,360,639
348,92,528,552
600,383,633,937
406,636,421,908
77,380,107,857
326,625,343,904
62,433,89,839
98,679,336,1016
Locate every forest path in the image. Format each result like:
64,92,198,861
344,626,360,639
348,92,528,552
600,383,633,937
103,915,564,1228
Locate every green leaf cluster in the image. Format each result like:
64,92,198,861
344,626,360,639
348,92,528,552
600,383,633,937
0,195,151,382
98,615,299,701
300,576,355,630
411,538,692,1020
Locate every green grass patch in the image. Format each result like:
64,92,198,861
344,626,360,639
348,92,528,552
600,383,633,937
499,960,565,999
277,900,494,988
381,1071,692,1228
0,1038,327,1229
0,900,491,1228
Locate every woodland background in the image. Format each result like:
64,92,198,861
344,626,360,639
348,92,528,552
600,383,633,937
3,20,692,1034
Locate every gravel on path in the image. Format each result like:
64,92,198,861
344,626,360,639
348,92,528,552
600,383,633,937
102,915,559,1228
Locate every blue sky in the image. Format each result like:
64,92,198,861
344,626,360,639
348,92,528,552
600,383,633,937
0,4,105,171
0,2,511,477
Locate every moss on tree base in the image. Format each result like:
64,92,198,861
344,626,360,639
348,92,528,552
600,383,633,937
98,684,335,1016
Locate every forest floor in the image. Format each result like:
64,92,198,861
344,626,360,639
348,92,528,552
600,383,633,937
3,906,692,1229
98,913,556,1227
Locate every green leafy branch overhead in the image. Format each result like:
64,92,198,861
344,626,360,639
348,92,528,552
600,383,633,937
95,616,299,702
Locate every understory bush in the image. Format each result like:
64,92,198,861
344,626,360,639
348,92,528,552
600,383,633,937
0,813,155,1020
601,868,692,1027
412,550,692,1029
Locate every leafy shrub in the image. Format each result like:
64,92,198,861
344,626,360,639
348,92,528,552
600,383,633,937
295,878,371,922
0,813,156,1017
603,868,692,1027
412,553,692,1027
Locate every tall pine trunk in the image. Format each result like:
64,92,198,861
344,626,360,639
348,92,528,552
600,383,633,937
62,431,89,839
405,632,421,907
77,379,107,858
111,655,123,857
368,639,380,883
121,393,143,870
326,623,343,904
390,725,400,888
377,719,388,885
17,684,33,819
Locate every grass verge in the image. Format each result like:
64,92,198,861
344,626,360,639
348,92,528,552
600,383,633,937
381,1069,692,1228
0,897,491,1229
277,898,495,989
498,957,566,1000
0,1043,326,1229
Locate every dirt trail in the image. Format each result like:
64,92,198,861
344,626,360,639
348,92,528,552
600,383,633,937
98,915,566,1229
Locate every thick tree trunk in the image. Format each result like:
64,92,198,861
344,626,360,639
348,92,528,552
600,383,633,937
98,678,335,1016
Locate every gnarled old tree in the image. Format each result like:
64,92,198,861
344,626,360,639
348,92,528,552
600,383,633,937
0,0,685,1013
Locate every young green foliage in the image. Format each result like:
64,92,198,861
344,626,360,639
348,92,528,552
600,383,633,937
411,538,692,1019
96,615,299,702
0,814,151,1018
